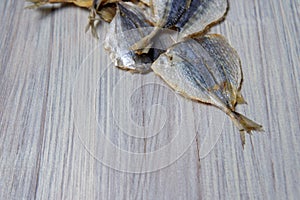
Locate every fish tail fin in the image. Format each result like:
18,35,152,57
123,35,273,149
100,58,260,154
230,111,264,147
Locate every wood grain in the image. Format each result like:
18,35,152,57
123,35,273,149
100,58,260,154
1,0,299,199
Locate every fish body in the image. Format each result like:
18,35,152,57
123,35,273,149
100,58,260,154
151,34,263,146
104,2,158,73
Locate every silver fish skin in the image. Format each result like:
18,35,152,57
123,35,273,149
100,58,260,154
150,0,191,28
133,0,227,53
131,0,190,51
151,34,263,146
149,0,227,33
104,2,157,73
176,0,228,38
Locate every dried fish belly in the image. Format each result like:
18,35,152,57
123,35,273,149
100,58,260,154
104,2,158,73
151,34,263,146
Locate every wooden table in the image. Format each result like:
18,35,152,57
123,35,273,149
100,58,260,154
1,1,299,199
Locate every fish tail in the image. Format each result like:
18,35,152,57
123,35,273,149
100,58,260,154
229,111,264,147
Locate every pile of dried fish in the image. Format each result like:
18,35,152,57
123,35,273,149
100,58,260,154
27,0,263,146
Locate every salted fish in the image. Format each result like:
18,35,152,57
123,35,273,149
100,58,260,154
26,0,94,8
133,0,227,52
27,0,119,37
26,0,120,9
104,2,161,73
151,34,263,146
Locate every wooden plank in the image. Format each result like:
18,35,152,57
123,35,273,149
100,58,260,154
0,0,299,199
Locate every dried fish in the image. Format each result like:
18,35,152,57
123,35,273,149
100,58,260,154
104,2,158,73
26,0,93,8
132,0,227,52
26,0,120,8
26,0,119,38
27,0,263,146
151,34,263,146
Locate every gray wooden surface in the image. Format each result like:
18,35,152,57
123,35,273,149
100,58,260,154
1,0,299,199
